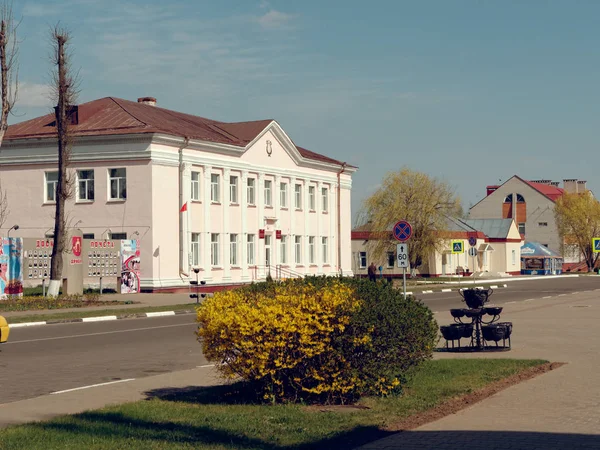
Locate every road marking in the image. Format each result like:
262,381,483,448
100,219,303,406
505,301,516,304
441,289,452,292
197,364,215,368
9,321,48,328
490,285,498,289
524,299,535,302
406,292,413,295
8,322,195,345
82,316,118,322
542,296,552,299
146,311,176,317
422,290,433,294
558,294,567,297
51,378,135,395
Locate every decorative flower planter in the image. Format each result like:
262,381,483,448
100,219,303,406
450,308,467,318
482,324,508,342
484,306,503,316
464,308,483,318
460,288,493,309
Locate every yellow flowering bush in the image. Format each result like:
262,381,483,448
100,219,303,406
196,277,437,403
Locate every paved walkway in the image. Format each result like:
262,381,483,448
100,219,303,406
359,288,600,449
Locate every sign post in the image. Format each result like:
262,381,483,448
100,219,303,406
468,236,477,275
393,220,412,297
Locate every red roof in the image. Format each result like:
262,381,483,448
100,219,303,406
523,180,565,201
5,97,350,167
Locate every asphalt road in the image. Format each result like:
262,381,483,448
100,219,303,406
2,276,600,405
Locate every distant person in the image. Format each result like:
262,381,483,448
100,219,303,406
368,262,377,282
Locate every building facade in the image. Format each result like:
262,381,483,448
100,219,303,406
0,97,356,290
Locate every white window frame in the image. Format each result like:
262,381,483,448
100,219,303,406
210,174,220,203
109,168,127,201
308,186,316,211
210,233,220,266
322,237,328,264
191,233,200,266
45,171,59,203
280,182,288,208
321,187,328,213
247,178,256,205
247,234,256,265
77,169,95,202
359,251,367,269
280,235,287,264
295,236,302,264
191,171,200,201
230,234,238,265
309,236,315,264
229,176,238,204
264,179,272,207
512,249,516,265
294,184,302,209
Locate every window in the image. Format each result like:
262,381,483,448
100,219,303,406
538,222,548,227
294,184,302,209
308,186,316,210
321,187,328,212
294,236,302,264
45,171,58,202
230,176,238,203
83,233,95,239
516,194,525,203
504,193,525,203
280,236,287,264
247,178,256,205
280,183,288,208
264,180,272,206
518,223,526,235
191,233,200,266
230,234,238,265
110,232,127,240
359,251,367,269
191,172,200,201
322,237,328,264
309,236,315,264
77,170,95,201
247,234,255,265
109,168,126,200
210,174,220,202
511,249,516,265
387,251,395,268
210,233,220,266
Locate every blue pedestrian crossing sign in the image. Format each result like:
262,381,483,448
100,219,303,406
451,240,464,254
593,238,600,253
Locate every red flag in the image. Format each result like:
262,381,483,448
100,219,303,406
180,202,187,213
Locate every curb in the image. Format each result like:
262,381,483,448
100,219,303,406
407,284,508,296
8,309,196,329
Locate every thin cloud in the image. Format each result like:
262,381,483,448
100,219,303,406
258,10,295,29
15,82,53,108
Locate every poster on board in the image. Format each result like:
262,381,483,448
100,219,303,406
0,237,24,300
120,239,140,294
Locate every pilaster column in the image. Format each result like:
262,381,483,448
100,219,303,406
241,170,249,280
290,176,296,266
304,179,310,269
223,168,231,281
257,172,265,277
316,181,323,274
329,182,336,272
203,165,212,281
274,175,281,265
181,162,192,276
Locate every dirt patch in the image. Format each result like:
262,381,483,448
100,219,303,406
385,361,565,432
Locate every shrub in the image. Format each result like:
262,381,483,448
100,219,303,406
196,277,437,404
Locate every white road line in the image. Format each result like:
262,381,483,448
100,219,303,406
197,364,215,368
490,285,498,289
422,290,433,294
505,301,516,304
441,289,452,292
406,292,413,295
9,321,47,328
82,316,118,322
524,299,535,302
542,296,552,299
51,378,135,395
8,322,194,345
558,294,567,297
146,311,176,317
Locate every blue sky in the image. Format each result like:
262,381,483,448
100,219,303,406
10,0,600,222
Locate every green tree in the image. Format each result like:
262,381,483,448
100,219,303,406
361,168,461,272
554,191,600,271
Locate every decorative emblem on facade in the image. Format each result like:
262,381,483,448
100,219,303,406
266,140,273,157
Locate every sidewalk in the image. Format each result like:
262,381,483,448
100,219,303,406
359,288,600,449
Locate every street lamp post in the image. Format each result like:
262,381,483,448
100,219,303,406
7,224,19,237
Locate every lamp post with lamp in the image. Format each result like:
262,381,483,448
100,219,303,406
7,224,19,237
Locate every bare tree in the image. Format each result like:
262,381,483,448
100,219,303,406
47,25,77,297
0,178,7,228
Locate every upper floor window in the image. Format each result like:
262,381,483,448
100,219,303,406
518,223,526,235
294,184,302,209
77,170,95,201
210,174,220,202
191,171,200,201
45,171,59,203
504,193,525,203
280,182,288,208
264,180,272,206
110,232,127,240
247,178,256,205
321,187,328,212
229,176,238,204
308,186,316,210
538,222,548,227
109,168,126,200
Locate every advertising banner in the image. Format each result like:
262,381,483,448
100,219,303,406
120,239,140,294
0,237,24,300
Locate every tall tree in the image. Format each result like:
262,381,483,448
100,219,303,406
361,168,461,272
554,191,600,271
47,26,77,297
0,2,19,229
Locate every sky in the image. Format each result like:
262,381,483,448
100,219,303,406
9,0,600,223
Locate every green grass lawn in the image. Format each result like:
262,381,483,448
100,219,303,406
0,359,547,450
